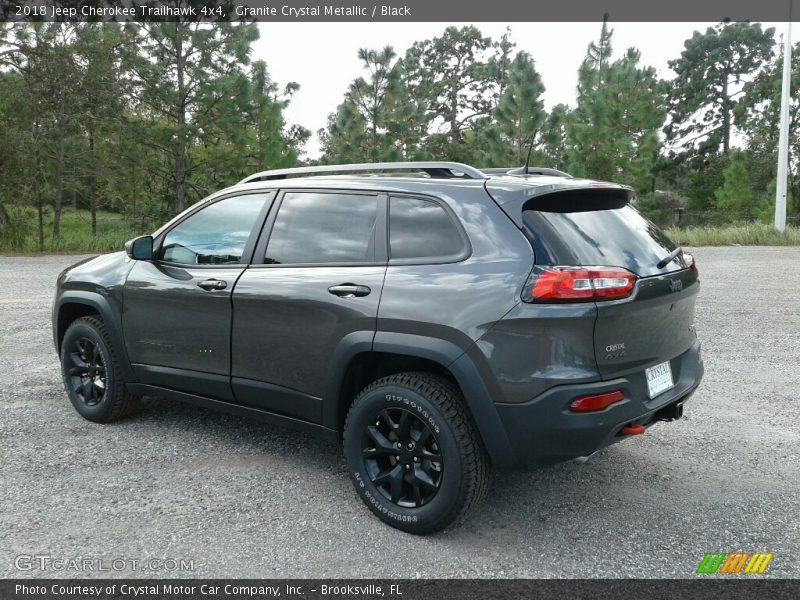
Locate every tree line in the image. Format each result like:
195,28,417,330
0,20,798,251
0,21,307,250
319,21,798,227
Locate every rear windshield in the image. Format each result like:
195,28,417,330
522,204,681,277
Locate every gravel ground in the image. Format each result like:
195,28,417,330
0,247,798,579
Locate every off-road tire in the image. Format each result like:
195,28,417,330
60,316,141,423
343,371,492,534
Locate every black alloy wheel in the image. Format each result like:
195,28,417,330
362,407,443,508
60,316,141,423
66,337,107,406
344,372,492,534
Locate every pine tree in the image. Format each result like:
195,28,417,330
384,57,429,160
73,23,131,237
666,22,775,157
322,46,427,162
583,13,613,88
245,61,307,172
568,22,665,192
0,23,86,241
539,104,572,170
714,152,755,220
738,41,800,219
129,19,259,213
349,46,400,158
492,52,547,166
320,99,371,164
403,26,496,152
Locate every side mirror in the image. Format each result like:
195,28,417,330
124,235,154,261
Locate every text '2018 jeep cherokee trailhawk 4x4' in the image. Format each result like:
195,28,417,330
53,162,703,534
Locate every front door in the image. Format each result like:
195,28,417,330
123,192,272,400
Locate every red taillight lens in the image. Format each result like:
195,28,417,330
525,266,636,302
569,390,625,413
684,253,699,279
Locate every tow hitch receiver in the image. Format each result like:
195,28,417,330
656,400,685,422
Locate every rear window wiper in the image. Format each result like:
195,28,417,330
656,247,683,269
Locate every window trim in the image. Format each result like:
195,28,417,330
250,188,388,268
387,192,472,266
153,190,276,269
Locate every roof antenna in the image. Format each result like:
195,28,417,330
523,132,536,175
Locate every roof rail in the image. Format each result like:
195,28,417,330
239,162,487,184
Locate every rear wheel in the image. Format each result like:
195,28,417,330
60,316,140,423
343,372,492,534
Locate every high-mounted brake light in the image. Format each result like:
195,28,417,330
523,266,636,302
570,390,625,413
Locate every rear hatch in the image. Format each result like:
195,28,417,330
520,190,699,380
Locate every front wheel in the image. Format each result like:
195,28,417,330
343,372,492,534
60,316,140,423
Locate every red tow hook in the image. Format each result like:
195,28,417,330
619,423,646,436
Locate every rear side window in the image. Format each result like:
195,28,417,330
389,196,464,260
265,192,378,264
522,204,680,277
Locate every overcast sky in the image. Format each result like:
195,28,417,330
251,22,792,158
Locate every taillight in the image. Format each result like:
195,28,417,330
684,253,699,279
570,390,625,412
523,266,636,303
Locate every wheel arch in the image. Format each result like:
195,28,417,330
54,292,137,383
324,331,518,469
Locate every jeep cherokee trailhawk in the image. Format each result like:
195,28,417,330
53,162,703,533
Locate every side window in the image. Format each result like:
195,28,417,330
389,196,465,260
265,192,378,264
160,193,267,265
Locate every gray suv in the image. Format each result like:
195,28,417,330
53,162,703,534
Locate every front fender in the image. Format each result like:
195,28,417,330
53,291,137,383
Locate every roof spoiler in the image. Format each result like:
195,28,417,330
485,181,635,228
521,186,634,213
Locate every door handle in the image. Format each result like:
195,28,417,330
328,284,371,298
197,279,227,291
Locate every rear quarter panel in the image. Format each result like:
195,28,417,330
377,184,533,351
474,302,600,404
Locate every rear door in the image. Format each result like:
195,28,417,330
230,190,387,423
123,192,272,400
522,201,699,380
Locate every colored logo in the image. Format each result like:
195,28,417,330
696,552,773,574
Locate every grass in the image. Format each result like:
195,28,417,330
0,208,136,254
665,223,800,246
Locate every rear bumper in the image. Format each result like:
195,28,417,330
495,340,703,469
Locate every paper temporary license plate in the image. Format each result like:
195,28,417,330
645,360,674,398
